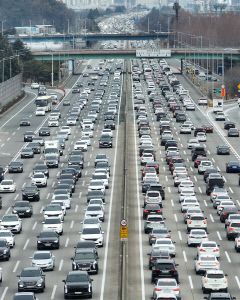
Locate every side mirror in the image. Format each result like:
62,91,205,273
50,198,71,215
102,231,104,234
62,280,66,283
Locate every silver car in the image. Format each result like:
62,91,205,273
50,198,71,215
152,278,180,299
31,251,55,271
187,229,208,246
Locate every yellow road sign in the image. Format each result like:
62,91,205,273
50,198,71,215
189,68,193,72
193,74,196,78
237,84,240,89
120,225,128,240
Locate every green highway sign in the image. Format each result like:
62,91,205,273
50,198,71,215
215,88,221,94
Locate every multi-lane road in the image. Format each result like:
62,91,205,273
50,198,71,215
0,54,240,300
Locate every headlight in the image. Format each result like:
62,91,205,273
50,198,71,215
53,240,58,243
19,282,24,287
3,249,7,254
12,210,17,213
26,209,30,213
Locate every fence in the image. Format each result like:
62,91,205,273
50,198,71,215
0,73,23,113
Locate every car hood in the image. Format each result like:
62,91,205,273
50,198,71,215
66,282,89,288
20,276,42,282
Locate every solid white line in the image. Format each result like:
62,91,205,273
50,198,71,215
178,231,182,241
51,284,57,299
217,231,222,241
100,67,126,300
188,275,194,289
225,251,231,263
0,287,8,300
235,276,240,289
58,259,63,271
183,250,187,262
13,260,20,273
23,239,29,250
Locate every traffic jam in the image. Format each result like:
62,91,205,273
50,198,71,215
0,59,122,299
132,58,240,300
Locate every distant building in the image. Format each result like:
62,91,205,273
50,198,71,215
58,0,114,9
14,25,56,36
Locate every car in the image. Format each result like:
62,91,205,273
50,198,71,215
0,214,22,233
12,201,33,217
0,180,16,193
225,214,240,228
187,213,207,232
206,174,225,195
99,134,112,148
48,119,59,127
31,82,40,89
179,124,191,134
88,180,105,194
0,230,15,247
153,238,176,257
213,195,232,209
45,155,59,168
198,160,214,174
84,205,105,222
151,259,179,283
144,215,165,234
35,107,45,116
226,221,240,240
144,190,162,206
226,161,240,173
181,198,200,212
178,180,194,193
202,270,228,293
184,207,203,223
195,254,220,274
63,99,70,106
104,119,115,130
217,145,230,155
152,278,180,299
187,139,200,149
0,238,11,260
32,137,44,146
21,148,34,159
22,186,40,201
37,231,60,250
143,204,162,219
203,293,236,300
42,217,63,235
219,206,239,222
71,248,98,274
210,187,229,202
224,121,235,130
24,131,35,142
43,204,64,220
87,190,105,203
202,124,213,133
13,292,37,300
63,271,93,299
31,173,47,187
197,132,207,142
39,127,50,136
17,267,45,292
80,226,104,247
215,112,225,121
74,141,88,152
31,251,55,271
197,241,220,258
149,227,171,245
187,229,208,246
28,142,41,154
19,118,31,126
8,161,23,173
179,188,196,202
228,128,239,137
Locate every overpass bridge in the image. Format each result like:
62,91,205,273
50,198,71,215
9,33,169,43
32,48,240,61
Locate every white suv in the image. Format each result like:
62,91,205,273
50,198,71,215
187,213,207,232
201,270,228,293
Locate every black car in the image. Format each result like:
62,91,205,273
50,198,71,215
228,128,239,137
68,165,82,178
224,121,235,130
104,120,115,130
68,155,83,167
17,267,45,292
87,190,105,203
203,168,219,182
63,271,93,299
220,206,238,222
19,118,31,126
217,145,230,155
22,186,40,201
0,238,11,260
55,184,72,197
143,204,162,219
28,142,41,154
37,231,60,250
12,201,32,217
74,241,99,258
13,292,37,300
192,146,207,161
165,140,177,150
176,113,186,122
204,293,236,300
95,161,110,175
206,174,225,195
33,164,49,178
39,127,50,136
99,135,112,148
32,137,44,146
59,179,75,193
21,148,34,159
71,249,98,274
24,131,35,142
148,248,171,269
45,155,59,168
151,259,179,283
104,111,115,121
63,99,71,106
194,127,205,137
8,161,23,173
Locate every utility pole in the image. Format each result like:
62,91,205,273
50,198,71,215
173,1,180,22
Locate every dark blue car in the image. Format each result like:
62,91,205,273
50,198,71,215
226,161,240,173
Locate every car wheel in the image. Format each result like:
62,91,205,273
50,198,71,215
64,295,69,299
202,287,207,294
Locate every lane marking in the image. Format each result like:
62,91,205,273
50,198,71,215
183,250,187,262
51,284,57,300
23,239,29,250
32,221,37,230
75,204,79,213
59,259,63,271
70,220,74,229
178,231,182,241
13,260,20,273
171,199,174,207
65,237,69,247
204,200,208,207
209,214,214,223
174,214,178,222
188,275,194,289
0,287,8,300
229,187,234,194
198,187,202,193
225,251,231,263
235,276,240,289
217,231,222,240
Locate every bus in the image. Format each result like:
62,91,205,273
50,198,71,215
35,96,52,112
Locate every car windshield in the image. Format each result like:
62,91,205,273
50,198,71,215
39,232,57,238
0,240,7,246
21,269,41,277
87,206,101,211
0,232,11,237
75,252,95,260
45,218,61,224
15,202,29,207
82,228,100,234
156,263,174,269
2,215,18,221
207,273,224,279
66,274,88,282
33,174,44,178
34,252,51,259
157,281,176,286
13,295,34,300
84,218,99,224
156,240,171,245
1,181,13,185
200,257,215,261
147,192,159,197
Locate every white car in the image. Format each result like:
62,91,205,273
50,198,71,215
80,226,104,247
92,173,109,189
35,107,46,116
184,207,203,224
0,214,22,233
143,173,159,183
197,132,207,142
179,188,196,202
178,180,194,193
172,167,187,178
0,180,16,193
74,141,87,152
81,217,102,230
210,188,229,202
0,230,15,247
187,213,207,232
81,119,94,130
31,251,55,271
80,136,91,146
198,160,214,174
50,200,66,215
187,229,208,246
88,199,105,210
43,204,64,220
195,254,220,274
84,205,105,222
152,238,176,257
60,126,71,135
187,138,200,149
88,180,105,194
141,153,154,165
66,117,77,126
53,195,71,209
82,128,93,138
215,112,225,121
101,129,113,137
181,198,200,212
201,270,228,293
152,278,180,299
184,121,194,129
42,217,63,235
144,190,162,206
140,135,152,143
31,82,40,89
174,173,190,187
32,173,47,187
197,241,220,258
180,124,192,134
48,119,59,127
49,113,59,121
217,201,235,215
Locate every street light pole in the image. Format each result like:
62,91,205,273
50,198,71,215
2,58,5,83
1,20,5,35
51,54,54,87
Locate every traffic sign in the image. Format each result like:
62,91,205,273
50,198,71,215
221,88,226,97
120,219,128,226
120,226,128,241
237,84,240,89
215,88,221,94
193,73,196,78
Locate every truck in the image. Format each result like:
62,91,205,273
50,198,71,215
44,140,63,157
213,99,223,113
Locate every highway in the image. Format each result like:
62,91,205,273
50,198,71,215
0,53,240,300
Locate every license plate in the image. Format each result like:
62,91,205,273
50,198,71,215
81,267,89,270
45,243,51,246
75,292,82,294
161,270,169,274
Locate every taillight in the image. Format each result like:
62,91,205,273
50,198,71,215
229,227,234,231
189,235,192,238
197,262,201,266
224,280,227,284
166,235,171,238
150,257,154,261
203,220,207,224
199,249,205,252
144,210,149,213
188,220,192,224
214,249,219,252
212,194,216,197
204,279,207,283
173,288,179,291
157,210,162,213
155,288,161,291
150,235,156,238
170,269,177,272
222,213,228,216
